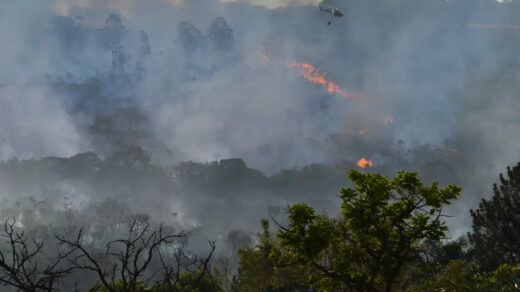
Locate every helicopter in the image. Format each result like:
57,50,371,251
319,3,344,25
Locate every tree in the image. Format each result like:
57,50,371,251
235,220,313,292
138,30,151,59
88,240,223,292
409,260,520,292
418,237,470,270
402,237,471,290
0,219,74,291
207,17,234,52
177,22,204,51
106,145,152,171
103,13,126,75
57,216,184,292
136,30,151,79
177,21,205,79
156,238,225,292
270,170,461,292
468,162,520,271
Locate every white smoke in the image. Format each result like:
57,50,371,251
0,85,85,160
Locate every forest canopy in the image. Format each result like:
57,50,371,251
0,164,519,291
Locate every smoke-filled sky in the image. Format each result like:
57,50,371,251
1,0,520,235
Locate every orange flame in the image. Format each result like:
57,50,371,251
289,62,356,99
356,158,373,168
383,115,394,125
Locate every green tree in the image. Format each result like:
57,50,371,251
469,163,520,271
270,170,461,292
236,220,314,292
90,271,224,292
410,260,520,292
173,269,224,292
90,279,150,292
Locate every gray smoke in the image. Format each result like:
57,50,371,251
0,0,519,238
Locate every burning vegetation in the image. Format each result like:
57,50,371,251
289,62,357,99
356,157,373,168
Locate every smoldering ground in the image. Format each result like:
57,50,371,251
0,0,519,243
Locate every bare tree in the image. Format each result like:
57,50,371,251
156,239,219,291
155,237,190,289
0,219,74,291
57,216,184,292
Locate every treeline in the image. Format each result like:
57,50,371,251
0,146,361,234
50,12,234,80
0,162,520,290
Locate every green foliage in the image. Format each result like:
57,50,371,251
434,237,470,265
409,260,485,292
401,237,470,289
90,279,151,292
469,163,520,271
173,269,223,292
89,270,224,292
410,260,520,292
270,170,461,292
489,264,520,291
235,219,315,292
